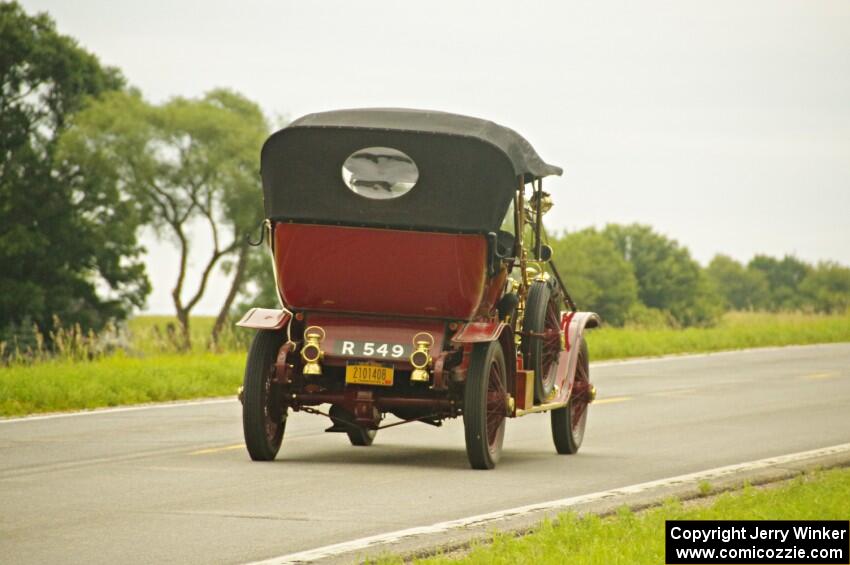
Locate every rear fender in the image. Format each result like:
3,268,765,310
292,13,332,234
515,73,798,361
451,321,516,386
236,308,291,331
450,321,505,343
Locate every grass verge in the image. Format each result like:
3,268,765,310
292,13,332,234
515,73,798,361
399,467,850,565
0,352,244,416
125,315,251,355
1,312,848,417
587,311,850,361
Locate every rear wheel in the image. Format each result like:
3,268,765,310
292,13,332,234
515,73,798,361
242,330,286,461
523,279,563,403
464,342,508,470
551,337,590,454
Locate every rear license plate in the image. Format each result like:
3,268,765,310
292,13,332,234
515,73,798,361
345,363,394,386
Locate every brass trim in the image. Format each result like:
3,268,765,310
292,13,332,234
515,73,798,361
411,332,434,347
301,326,325,375
409,332,434,382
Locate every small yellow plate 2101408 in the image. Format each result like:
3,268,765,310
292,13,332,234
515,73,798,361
345,363,394,386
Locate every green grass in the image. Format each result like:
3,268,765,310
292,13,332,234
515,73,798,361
0,314,251,417
1,311,849,417
125,315,251,354
397,468,850,565
0,352,244,416
587,311,850,361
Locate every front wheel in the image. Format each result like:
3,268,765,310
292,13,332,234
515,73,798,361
329,404,377,446
522,280,563,403
551,337,590,454
464,341,508,470
242,330,287,461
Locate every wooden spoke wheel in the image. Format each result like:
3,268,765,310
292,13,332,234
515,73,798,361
551,337,590,454
242,330,287,461
463,341,508,470
523,279,563,403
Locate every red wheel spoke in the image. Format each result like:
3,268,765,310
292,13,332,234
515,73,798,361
533,300,562,392
489,378,505,395
487,413,504,439
569,345,590,435
485,359,506,445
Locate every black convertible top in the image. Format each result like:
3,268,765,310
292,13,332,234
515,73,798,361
261,108,562,233
287,109,563,180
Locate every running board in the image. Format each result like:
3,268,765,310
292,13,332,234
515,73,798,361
514,383,597,417
514,400,568,417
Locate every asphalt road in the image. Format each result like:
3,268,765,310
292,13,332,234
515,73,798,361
2,343,849,564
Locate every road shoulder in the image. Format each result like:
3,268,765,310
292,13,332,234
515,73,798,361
256,443,850,565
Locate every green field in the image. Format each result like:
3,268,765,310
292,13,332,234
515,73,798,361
587,311,850,361
122,315,252,355
0,352,244,416
398,468,850,565
1,312,848,417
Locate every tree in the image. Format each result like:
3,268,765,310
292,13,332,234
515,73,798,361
747,255,811,311
548,228,638,326
706,254,769,310
0,2,149,342
799,262,850,314
603,224,722,326
58,89,269,349
233,244,280,317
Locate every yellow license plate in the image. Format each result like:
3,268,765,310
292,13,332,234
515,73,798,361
345,363,394,386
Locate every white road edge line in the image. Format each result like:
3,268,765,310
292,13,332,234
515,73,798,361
1,342,844,424
249,442,850,565
590,342,844,368
0,398,234,424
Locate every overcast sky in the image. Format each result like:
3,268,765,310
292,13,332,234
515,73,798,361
21,0,850,314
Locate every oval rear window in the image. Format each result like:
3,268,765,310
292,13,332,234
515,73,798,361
341,147,419,200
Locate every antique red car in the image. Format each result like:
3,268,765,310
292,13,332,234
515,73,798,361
237,109,599,469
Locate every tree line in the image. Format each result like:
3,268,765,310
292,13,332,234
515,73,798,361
2,2,848,353
548,225,850,327
1,2,267,350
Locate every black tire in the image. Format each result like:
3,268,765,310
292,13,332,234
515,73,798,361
522,279,562,403
329,405,377,446
242,330,287,461
551,337,590,454
347,425,376,447
463,341,508,470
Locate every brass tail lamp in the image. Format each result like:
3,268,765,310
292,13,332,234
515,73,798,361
301,326,325,375
409,332,434,383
